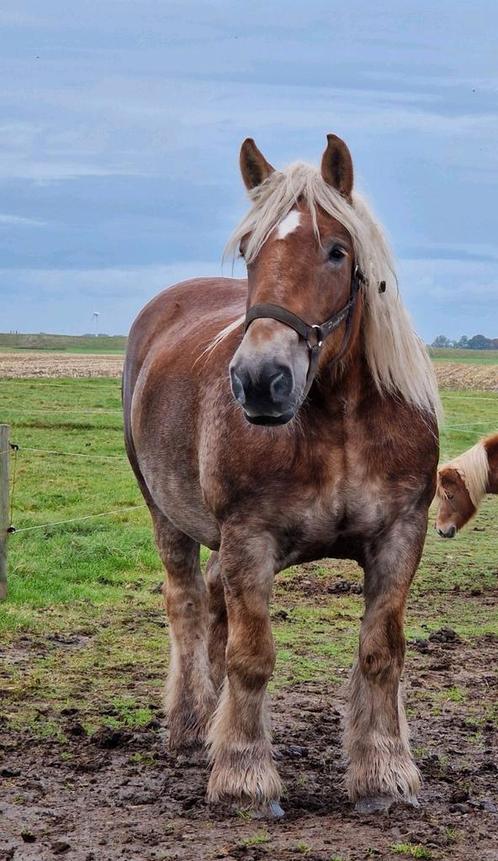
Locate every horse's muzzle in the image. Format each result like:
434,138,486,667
230,360,297,425
436,524,456,538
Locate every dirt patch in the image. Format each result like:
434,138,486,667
0,352,123,379
434,362,497,391
279,560,363,602
0,638,496,861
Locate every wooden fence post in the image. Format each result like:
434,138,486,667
0,424,9,600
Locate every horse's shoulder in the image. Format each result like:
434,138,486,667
125,277,246,380
132,277,245,330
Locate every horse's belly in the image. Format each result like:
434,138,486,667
130,380,222,548
142,457,221,548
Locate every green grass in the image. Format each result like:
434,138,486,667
239,831,271,847
429,347,498,365
0,378,151,617
2,337,496,362
391,844,433,860
0,332,126,353
439,389,498,459
0,378,496,736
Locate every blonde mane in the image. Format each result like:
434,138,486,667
441,440,490,508
223,162,441,419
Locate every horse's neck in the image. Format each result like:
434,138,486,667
484,436,498,494
320,337,376,411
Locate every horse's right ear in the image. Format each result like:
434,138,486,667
240,138,275,190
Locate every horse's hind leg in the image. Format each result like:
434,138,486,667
151,508,217,749
344,518,426,811
205,552,228,692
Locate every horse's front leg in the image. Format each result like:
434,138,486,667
344,517,427,812
207,527,282,814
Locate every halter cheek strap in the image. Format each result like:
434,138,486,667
244,264,367,398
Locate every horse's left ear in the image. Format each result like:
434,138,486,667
321,134,354,200
240,138,275,190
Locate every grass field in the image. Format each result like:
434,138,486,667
2,334,497,364
429,347,498,366
0,332,126,353
0,377,496,726
0,373,497,860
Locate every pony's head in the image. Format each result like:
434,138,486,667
435,440,489,537
226,134,440,426
435,466,475,537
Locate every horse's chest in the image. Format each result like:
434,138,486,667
287,470,389,556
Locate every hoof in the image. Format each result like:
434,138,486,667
209,798,285,820
207,744,283,807
355,794,419,814
235,799,285,820
250,800,285,820
355,794,394,814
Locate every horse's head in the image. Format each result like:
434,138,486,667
229,134,361,425
435,466,475,538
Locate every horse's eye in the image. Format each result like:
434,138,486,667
446,493,454,500
239,244,245,259
328,246,346,262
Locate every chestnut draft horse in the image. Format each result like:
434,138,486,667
123,134,441,816
436,432,498,537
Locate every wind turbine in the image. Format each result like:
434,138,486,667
92,311,100,336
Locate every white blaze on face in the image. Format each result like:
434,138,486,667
276,209,301,239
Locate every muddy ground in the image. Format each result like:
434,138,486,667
1,633,496,861
0,352,496,391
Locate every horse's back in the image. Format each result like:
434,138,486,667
123,277,245,397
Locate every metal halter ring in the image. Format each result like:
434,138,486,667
308,325,323,349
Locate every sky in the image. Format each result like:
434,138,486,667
1,0,497,342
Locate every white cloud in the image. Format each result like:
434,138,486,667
0,213,47,226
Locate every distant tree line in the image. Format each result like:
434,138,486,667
431,334,498,350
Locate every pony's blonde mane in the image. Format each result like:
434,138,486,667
224,162,442,419
440,440,490,508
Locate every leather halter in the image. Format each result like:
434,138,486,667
244,264,367,398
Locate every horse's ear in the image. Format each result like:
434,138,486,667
439,467,459,490
240,138,275,190
321,134,354,200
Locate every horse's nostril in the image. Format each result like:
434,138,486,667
230,361,294,415
230,369,246,405
437,524,456,538
270,367,293,403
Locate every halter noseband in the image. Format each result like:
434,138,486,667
244,264,367,398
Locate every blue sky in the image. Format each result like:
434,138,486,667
1,1,497,341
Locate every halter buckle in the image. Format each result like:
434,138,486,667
308,325,323,349
353,264,366,284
